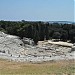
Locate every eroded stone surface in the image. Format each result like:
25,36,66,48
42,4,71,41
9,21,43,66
0,31,24,55
0,31,75,62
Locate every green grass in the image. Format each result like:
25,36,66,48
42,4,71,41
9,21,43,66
0,59,75,75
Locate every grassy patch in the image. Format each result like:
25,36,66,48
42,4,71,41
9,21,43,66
0,59,75,75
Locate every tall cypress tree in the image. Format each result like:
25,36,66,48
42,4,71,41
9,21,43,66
33,30,39,45
45,23,49,40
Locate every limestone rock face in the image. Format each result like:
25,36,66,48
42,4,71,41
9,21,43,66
0,31,74,62
22,37,34,45
0,31,24,55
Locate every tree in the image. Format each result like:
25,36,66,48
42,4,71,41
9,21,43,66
69,29,75,42
60,30,68,41
45,23,49,40
52,32,61,40
73,37,75,43
33,30,39,45
39,23,45,41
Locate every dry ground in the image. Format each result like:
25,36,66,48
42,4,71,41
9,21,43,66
0,59,75,75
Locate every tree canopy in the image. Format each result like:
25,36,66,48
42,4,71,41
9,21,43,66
0,20,75,44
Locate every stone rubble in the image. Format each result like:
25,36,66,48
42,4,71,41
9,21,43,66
0,31,75,62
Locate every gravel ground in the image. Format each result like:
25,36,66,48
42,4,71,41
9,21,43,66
0,49,75,62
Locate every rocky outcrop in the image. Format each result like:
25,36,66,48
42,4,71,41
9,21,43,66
0,31,25,55
0,31,74,62
22,37,34,45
